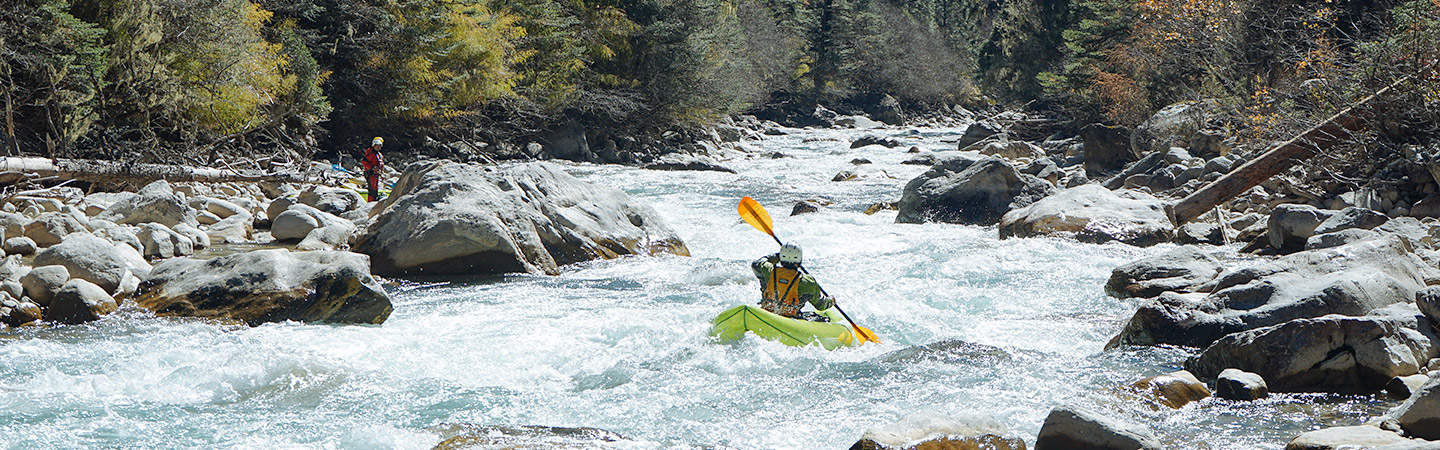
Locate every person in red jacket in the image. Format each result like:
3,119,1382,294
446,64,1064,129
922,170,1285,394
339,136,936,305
361,137,385,202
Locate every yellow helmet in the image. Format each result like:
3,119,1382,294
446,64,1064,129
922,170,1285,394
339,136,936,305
372,137,384,146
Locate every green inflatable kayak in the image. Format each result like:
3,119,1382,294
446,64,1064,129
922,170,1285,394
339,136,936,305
709,305,858,349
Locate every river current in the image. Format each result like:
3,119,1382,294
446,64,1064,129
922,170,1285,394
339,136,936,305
0,125,1393,448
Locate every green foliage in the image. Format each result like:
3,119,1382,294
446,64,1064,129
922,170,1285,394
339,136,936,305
1,0,108,154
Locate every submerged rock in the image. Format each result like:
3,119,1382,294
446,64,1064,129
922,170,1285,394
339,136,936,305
355,161,687,276
1216,369,1269,401
431,424,624,449
873,339,1011,365
852,134,903,149
895,157,1054,225
134,249,392,325
1127,370,1211,409
1034,406,1160,450
999,185,1172,246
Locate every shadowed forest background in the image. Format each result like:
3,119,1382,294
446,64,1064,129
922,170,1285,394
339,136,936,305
3,0,1438,166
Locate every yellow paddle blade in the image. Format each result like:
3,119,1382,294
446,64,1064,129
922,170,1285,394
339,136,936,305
737,196,776,238
853,325,881,344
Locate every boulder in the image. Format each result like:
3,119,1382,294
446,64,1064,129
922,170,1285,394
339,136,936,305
1105,247,1223,299
1267,204,1336,252
1128,370,1211,409
297,185,365,216
873,94,906,125
196,211,221,225
1131,100,1217,156
172,223,209,250
265,196,298,226
1174,222,1224,245
23,212,88,247
1411,194,1440,219
1110,237,1435,349
1081,123,1134,176
999,185,1172,246
0,255,29,283
1286,426,1418,450
272,204,356,251
642,154,737,173
97,180,197,227
135,223,195,259
1419,287,1440,329
540,119,592,161
956,122,1001,150
200,197,247,219
20,265,69,307
0,211,30,238
33,232,151,294
1304,228,1381,250
0,294,42,327
3,236,37,255
1216,368,1269,400
833,170,859,182
1020,158,1061,184
1387,374,1431,400
851,135,903,149
2,280,22,299
47,279,117,324
979,141,1045,160
1186,315,1437,393
851,158,872,165
431,424,625,449
90,222,142,253
1313,207,1388,235
1034,406,1160,450
791,200,829,216
134,249,392,325
206,213,255,244
355,161,687,276
895,157,1055,225
1392,373,1440,439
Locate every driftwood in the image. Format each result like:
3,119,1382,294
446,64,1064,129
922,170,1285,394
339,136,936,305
0,156,311,188
1168,77,1407,226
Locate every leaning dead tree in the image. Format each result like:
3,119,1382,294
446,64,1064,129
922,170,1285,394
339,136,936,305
1168,75,1412,226
0,156,314,188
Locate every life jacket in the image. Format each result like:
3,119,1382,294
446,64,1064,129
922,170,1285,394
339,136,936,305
362,147,383,173
761,265,804,317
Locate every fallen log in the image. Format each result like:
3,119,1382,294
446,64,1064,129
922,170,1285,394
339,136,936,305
1168,77,1407,226
0,156,311,187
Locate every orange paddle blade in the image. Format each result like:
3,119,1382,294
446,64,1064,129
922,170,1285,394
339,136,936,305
737,196,776,237
853,325,881,344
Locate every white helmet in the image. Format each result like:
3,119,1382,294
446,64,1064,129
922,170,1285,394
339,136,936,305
779,243,802,265
372,137,384,146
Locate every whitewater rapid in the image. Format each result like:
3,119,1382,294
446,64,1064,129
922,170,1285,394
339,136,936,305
0,125,1390,448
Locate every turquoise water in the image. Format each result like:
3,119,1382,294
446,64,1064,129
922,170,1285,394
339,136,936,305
0,126,1391,448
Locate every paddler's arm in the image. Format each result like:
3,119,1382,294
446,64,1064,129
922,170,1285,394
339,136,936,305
797,275,834,311
751,254,778,281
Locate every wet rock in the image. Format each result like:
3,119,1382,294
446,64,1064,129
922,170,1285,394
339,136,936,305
851,158,872,165
46,279,117,324
1286,425,1417,450
1392,372,1440,439
1106,247,1223,299
1128,370,1211,409
979,141,1044,160
865,202,898,215
20,265,69,307
1186,315,1437,393
643,154,737,173
1174,222,1224,245
1304,228,1380,250
135,223,195,259
956,122,1002,150
1267,204,1337,252
1080,123,1134,177
0,293,42,327
23,212,88,247
1216,368,1269,400
1034,406,1160,450
355,161,687,276
896,157,1054,226
33,232,151,294
1387,374,1431,400
1131,100,1217,156
791,199,829,216
430,424,624,449
97,180,197,228
902,154,940,166
2,237,36,255
999,185,1172,246
135,249,391,325
852,134,904,149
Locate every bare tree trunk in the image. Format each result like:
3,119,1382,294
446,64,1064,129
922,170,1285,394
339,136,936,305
0,156,311,186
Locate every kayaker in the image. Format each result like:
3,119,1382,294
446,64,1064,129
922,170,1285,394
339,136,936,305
752,243,834,321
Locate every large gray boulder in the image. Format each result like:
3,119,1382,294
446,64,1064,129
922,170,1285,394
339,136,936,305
1111,237,1435,349
642,154,737,173
3,236,37,255
1131,100,1217,156
97,180,197,228
1391,373,1440,439
895,157,1055,225
1081,123,1134,177
978,141,1045,160
206,213,255,244
0,212,29,238
354,161,688,276
1186,315,1437,393
1216,369,1269,400
20,265,69,307
956,121,1002,150
47,279,117,324
1304,228,1381,250
1267,204,1336,252
23,212,88,247
134,249,392,325
1106,247,1223,299
1419,287,1440,329
1313,207,1388,235
33,232,151,294
271,204,354,251
1034,406,1161,450
999,184,1172,246
1286,425,1420,450
135,223,195,259
297,185,365,216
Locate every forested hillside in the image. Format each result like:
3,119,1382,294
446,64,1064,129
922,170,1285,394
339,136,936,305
3,0,1437,164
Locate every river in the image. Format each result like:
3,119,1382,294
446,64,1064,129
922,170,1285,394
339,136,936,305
0,125,1392,448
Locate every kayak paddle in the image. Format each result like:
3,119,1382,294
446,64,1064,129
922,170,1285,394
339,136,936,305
737,196,881,344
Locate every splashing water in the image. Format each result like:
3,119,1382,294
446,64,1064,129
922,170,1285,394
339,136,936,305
0,126,1392,449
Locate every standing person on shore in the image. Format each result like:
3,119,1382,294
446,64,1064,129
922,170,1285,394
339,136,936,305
362,137,385,202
